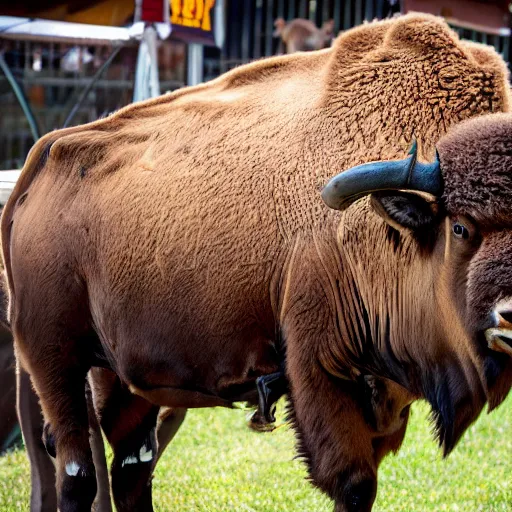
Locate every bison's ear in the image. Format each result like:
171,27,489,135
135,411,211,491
370,191,439,232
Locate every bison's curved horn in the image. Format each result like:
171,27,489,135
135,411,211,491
321,146,442,211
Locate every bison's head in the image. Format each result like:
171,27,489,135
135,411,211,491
437,114,512,405
321,113,512,459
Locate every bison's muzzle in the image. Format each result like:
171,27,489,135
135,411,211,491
486,302,512,357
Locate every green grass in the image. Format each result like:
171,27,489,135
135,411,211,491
1,396,511,511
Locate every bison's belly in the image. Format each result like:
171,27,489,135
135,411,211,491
114,323,280,407
89,283,281,407
80,166,284,406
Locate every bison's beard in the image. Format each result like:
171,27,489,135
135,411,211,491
418,356,487,456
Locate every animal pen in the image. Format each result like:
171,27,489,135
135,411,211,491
1,0,511,173
0,22,186,171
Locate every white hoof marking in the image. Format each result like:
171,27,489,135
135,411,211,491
139,445,153,462
121,455,138,467
65,461,81,477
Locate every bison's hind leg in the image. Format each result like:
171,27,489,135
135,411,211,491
22,334,97,512
92,369,174,512
91,368,188,512
11,278,98,511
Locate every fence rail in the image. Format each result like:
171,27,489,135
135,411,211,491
2,1,511,169
0,38,186,169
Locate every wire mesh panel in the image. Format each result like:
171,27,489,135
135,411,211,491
0,38,186,170
203,0,398,79
449,23,510,62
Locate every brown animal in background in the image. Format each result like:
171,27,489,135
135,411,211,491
274,17,334,53
0,255,23,458
2,14,512,512
0,311,18,454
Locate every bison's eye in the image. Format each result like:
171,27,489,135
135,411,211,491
453,223,469,239
450,216,479,245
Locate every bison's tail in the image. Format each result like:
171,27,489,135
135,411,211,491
0,132,60,316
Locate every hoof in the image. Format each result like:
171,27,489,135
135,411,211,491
248,411,276,433
59,461,97,512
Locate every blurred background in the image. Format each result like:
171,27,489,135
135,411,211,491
0,0,511,172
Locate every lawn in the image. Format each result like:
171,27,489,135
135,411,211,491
0,396,511,511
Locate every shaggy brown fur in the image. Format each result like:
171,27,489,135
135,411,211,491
440,114,512,222
2,13,510,512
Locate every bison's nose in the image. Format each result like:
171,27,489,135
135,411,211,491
485,301,512,357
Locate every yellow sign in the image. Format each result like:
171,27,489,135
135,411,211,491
170,0,216,32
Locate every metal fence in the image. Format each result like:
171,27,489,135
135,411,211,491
0,38,186,170
204,0,399,79
2,1,511,169
448,21,510,62
204,0,511,80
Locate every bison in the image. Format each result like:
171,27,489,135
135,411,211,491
2,13,512,512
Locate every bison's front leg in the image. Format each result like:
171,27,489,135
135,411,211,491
286,330,409,512
284,302,408,512
287,366,378,511
280,240,410,511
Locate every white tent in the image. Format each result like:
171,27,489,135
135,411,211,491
0,170,22,206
